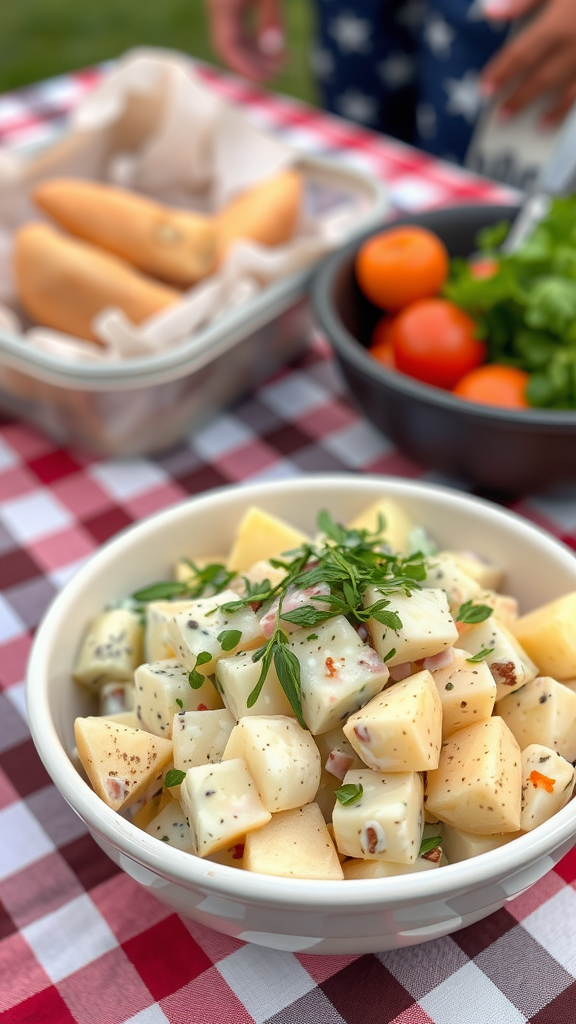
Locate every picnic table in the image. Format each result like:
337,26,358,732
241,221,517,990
1,60,576,1024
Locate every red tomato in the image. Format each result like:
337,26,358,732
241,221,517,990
356,226,449,311
469,258,499,280
369,316,397,369
453,364,530,408
390,298,486,389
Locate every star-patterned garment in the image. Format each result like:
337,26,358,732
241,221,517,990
314,0,508,164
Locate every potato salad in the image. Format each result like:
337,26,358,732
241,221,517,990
72,498,576,880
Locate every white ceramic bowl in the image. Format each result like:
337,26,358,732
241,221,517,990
27,474,576,955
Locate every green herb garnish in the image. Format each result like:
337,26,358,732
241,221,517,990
334,783,364,806
419,835,442,856
456,600,494,624
188,651,212,688
382,647,397,663
175,698,184,709
160,835,170,842
132,560,236,604
466,646,495,663
132,581,193,602
240,511,426,727
165,769,186,788
217,629,242,651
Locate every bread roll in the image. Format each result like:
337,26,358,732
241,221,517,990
15,223,179,343
216,169,302,259
33,179,217,287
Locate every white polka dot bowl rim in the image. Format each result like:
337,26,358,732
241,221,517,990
26,473,576,955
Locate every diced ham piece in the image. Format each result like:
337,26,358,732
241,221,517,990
104,776,127,803
389,662,412,681
423,648,455,673
325,748,356,780
358,646,390,678
259,582,331,638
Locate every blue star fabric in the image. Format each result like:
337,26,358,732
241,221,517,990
313,0,507,163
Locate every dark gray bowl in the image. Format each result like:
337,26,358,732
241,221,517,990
312,203,576,496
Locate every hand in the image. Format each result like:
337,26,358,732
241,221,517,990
206,0,285,82
480,0,576,125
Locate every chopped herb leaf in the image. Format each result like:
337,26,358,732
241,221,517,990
466,646,495,663
306,633,318,641
175,698,184,708
132,581,191,602
273,644,305,729
218,629,242,651
165,769,187,788
445,681,454,690
456,600,494,624
160,835,170,842
419,835,442,856
188,651,212,689
133,560,236,604
335,783,364,806
382,647,396,663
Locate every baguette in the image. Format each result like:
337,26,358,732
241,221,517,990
33,179,218,287
15,223,179,343
216,169,303,259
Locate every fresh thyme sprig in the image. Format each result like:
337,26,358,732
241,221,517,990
242,511,426,727
132,560,236,603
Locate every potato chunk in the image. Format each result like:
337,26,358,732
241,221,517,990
222,715,321,812
135,658,222,737
343,827,444,877
462,618,537,700
520,743,576,831
365,586,458,667
167,590,264,676
179,758,271,856
145,798,194,852
244,803,344,879
145,600,197,662
497,676,576,762
73,609,143,689
425,717,521,834
440,550,504,591
227,507,309,573
347,497,414,554
215,649,293,720
430,649,496,739
288,615,390,734
513,592,576,679
438,823,518,863
74,717,173,812
332,769,423,864
422,554,481,615
344,669,442,772
172,708,235,771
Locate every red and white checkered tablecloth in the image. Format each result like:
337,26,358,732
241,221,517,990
2,60,576,1024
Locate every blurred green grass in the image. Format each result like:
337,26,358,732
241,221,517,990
0,0,317,103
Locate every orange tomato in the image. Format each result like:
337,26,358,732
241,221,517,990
369,316,396,369
453,365,530,408
356,226,449,311
389,298,486,389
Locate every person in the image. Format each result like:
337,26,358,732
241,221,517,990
205,0,576,165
